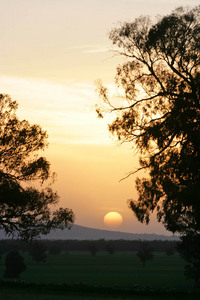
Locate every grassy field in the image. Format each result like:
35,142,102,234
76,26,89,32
0,281,199,300
13,251,193,288
0,251,197,299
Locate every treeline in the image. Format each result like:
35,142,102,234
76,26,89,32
0,239,178,254
0,239,179,278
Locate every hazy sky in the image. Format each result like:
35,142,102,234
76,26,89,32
0,0,198,234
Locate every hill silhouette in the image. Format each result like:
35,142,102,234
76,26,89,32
0,224,179,240
39,224,179,241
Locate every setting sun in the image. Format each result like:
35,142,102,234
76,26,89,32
0,1,196,297
104,212,123,229
0,0,184,235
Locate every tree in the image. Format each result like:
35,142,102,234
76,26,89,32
106,243,115,255
137,242,153,267
49,244,61,255
165,247,175,256
29,241,47,263
0,94,74,239
96,5,200,236
177,234,200,288
89,243,97,256
4,251,27,278
96,6,200,285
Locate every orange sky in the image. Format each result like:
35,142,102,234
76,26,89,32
0,0,198,234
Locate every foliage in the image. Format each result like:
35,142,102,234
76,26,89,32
0,251,191,289
96,6,200,236
0,239,179,254
88,244,97,256
48,244,61,255
165,247,175,256
0,94,74,239
177,234,200,288
4,251,26,278
29,241,47,263
106,243,115,255
137,242,153,267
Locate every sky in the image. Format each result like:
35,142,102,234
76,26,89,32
0,0,198,234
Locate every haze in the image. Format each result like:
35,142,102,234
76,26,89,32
0,0,198,234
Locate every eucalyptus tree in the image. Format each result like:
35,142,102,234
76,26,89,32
96,6,200,285
4,251,26,278
0,94,74,239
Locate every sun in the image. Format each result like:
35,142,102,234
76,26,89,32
103,212,123,229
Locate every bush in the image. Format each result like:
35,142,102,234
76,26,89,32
29,241,47,263
137,242,153,267
106,243,115,255
4,251,26,278
89,244,97,256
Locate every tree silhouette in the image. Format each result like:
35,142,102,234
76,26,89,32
137,242,153,267
106,243,115,255
97,5,200,236
49,244,61,255
4,251,26,278
96,6,200,284
89,243,97,256
165,247,175,256
29,241,47,263
0,94,74,239
177,234,200,288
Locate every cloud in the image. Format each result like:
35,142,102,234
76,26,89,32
83,48,109,54
0,76,112,145
68,44,109,54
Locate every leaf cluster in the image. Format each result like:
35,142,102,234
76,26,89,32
137,241,153,267
97,6,200,235
0,94,74,239
177,234,200,287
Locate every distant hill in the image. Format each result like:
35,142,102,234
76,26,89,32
0,224,179,241
39,224,179,241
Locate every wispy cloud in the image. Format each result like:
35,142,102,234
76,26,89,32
0,76,113,145
83,47,109,54
68,44,109,54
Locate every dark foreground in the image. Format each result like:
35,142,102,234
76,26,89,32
0,280,199,300
0,251,198,299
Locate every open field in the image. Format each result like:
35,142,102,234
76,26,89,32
0,251,198,299
0,280,199,300
2,251,192,289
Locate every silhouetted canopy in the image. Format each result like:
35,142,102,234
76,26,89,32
97,6,200,235
0,94,74,239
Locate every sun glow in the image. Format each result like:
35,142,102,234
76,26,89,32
104,212,123,229
0,0,182,235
